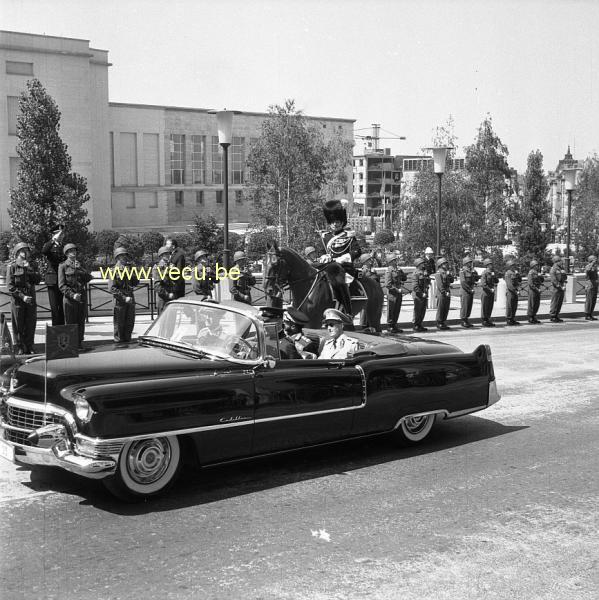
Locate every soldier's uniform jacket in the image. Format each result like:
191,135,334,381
527,269,544,293
504,269,522,293
231,269,256,303
58,258,92,300
460,267,480,294
8,258,40,303
435,270,454,295
384,266,407,296
585,262,598,289
318,333,359,360
41,241,63,286
424,257,436,276
108,264,139,304
550,265,568,290
153,259,177,301
322,229,362,264
481,270,500,294
411,268,430,299
360,264,380,283
193,266,215,296
280,332,319,360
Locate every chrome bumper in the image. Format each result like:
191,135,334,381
488,379,501,407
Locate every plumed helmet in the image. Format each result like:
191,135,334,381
194,249,209,261
13,241,31,256
323,199,347,227
462,256,473,265
322,308,352,325
114,247,129,259
158,246,170,256
414,257,425,267
483,258,493,266
436,257,448,268
304,246,317,257
63,243,78,254
233,251,247,262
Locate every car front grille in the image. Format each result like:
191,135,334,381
2,400,64,447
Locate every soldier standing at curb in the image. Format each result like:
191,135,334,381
153,245,175,315
459,256,479,328
423,247,435,276
8,242,40,355
58,243,92,348
192,250,215,300
584,254,598,320
42,227,64,325
505,259,522,326
165,237,186,300
384,253,407,333
435,257,453,330
549,255,567,323
527,260,543,324
108,247,138,343
411,257,430,333
230,251,256,305
480,258,499,327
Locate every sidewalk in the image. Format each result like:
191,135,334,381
20,297,592,351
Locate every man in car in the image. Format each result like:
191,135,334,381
318,308,359,360
280,308,319,359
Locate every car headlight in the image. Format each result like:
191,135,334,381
73,392,93,423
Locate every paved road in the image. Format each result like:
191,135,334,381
1,322,598,599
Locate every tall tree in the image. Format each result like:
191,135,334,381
573,155,599,260
9,78,92,263
245,99,352,252
509,150,550,260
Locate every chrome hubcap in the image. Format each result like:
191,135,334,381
125,439,171,485
404,415,429,433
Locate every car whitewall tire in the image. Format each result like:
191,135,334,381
396,413,435,444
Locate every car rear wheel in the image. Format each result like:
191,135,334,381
103,436,181,502
395,413,435,445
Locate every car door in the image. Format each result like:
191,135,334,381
252,357,364,454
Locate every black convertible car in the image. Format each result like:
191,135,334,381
0,300,500,500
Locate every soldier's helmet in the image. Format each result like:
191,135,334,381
304,246,316,257
436,257,448,268
587,255,597,262
323,199,347,227
13,241,31,256
530,260,539,268
414,257,425,268
63,243,78,254
483,258,493,266
322,308,352,325
552,255,563,263
194,249,209,261
424,247,434,256
359,253,373,265
462,256,473,265
386,253,399,264
114,247,129,260
233,251,247,262
158,246,170,256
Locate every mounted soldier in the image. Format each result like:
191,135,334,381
319,199,362,316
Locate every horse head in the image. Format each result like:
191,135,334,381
263,240,287,301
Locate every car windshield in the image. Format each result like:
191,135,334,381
142,303,260,361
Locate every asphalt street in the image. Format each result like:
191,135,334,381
0,321,598,599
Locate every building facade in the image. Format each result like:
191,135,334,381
546,146,581,240
1,30,354,234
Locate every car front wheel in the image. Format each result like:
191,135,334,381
103,436,181,501
395,413,435,445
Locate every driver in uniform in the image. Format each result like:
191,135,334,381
319,199,362,316
279,308,319,359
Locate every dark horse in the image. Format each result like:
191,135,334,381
263,242,383,331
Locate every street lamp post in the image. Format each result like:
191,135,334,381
429,146,451,257
563,167,580,273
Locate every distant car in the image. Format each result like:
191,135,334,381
0,300,500,501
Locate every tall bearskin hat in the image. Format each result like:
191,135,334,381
323,199,347,227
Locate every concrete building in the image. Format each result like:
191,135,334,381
546,146,581,239
1,30,354,234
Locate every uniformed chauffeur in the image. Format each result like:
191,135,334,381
435,257,453,330
108,247,138,343
280,308,319,360
480,258,499,326
584,254,598,320
549,255,568,323
504,259,522,326
459,256,479,328
192,249,215,300
230,251,256,305
318,308,359,360
58,243,92,348
527,259,544,324
411,257,430,332
8,242,41,354
384,253,407,333
153,245,176,315
41,227,65,325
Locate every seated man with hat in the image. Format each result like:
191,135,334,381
318,308,359,360
280,308,319,359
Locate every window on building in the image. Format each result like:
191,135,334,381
211,136,222,184
175,191,184,206
6,61,33,75
143,133,159,185
7,96,19,135
235,190,243,204
170,134,185,185
120,133,138,185
196,190,204,206
216,190,223,204
246,137,259,183
191,135,206,184
359,185,363,193
359,159,363,167
232,137,245,184
359,172,363,180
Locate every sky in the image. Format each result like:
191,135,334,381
2,0,598,172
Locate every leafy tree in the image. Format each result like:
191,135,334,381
113,234,144,263
189,214,222,256
8,79,92,266
0,232,14,262
373,230,395,247
573,155,599,261
140,231,164,262
246,99,351,252
509,150,550,260
95,230,120,263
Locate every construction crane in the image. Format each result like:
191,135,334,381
354,124,406,152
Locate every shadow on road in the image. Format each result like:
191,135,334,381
23,414,526,514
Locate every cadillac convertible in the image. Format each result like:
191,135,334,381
0,300,500,501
